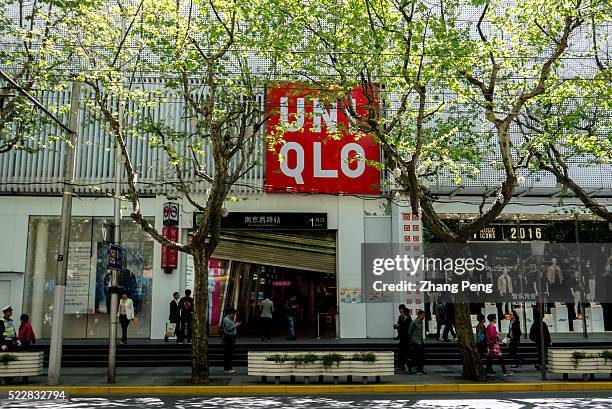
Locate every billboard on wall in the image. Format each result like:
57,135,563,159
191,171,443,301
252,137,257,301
265,83,381,194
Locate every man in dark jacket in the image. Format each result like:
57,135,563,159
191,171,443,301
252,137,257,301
222,308,240,374
529,308,552,370
285,296,298,340
442,303,456,341
435,302,445,340
179,289,194,344
407,309,426,374
394,304,412,372
165,292,182,342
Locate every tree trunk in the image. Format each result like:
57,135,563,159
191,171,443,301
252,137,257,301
440,245,487,381
191,247,210,384
454,302,486,381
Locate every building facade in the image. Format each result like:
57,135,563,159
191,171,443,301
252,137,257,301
2,193,611,340
0,84,611,340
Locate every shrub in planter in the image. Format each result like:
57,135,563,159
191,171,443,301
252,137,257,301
351,352,376,363
0,354,17,365
571,351,611,369
265,352,377,369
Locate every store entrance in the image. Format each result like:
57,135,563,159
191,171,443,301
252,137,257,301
222,262,337,339
202,229,338,339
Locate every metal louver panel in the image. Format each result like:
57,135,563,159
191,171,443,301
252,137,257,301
212,230,337,274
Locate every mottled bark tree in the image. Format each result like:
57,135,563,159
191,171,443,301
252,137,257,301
63,0,270,383
267,0,591,380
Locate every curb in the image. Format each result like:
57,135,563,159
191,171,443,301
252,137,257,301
0,383,610,395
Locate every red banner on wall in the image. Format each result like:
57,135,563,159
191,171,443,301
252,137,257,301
161,226,179,269
265,83,381,194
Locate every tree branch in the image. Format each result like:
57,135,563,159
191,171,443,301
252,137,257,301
91,86,188,252
146,112,206,212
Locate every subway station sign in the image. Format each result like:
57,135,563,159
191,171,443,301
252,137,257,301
265,83,381,194
193,212,327,230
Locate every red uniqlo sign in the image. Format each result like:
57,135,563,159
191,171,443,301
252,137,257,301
265,83,381,194
161,226,179,269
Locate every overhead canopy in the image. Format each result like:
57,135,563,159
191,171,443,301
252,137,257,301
212,230,337,274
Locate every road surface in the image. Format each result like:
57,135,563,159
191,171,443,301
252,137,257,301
0,391,611,408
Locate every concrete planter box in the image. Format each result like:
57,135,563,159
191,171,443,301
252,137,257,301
248,351,394,384
549,349,612,380
0,352,44,383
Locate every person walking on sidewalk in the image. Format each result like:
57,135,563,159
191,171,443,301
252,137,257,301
435,301,445,341
180,289,194,344
508,310,522,368
165,292,182,343
222,308,241,374
259,295,274,341
394,304,412,373
17,314,35,350
407,309,426,375
475,313,487,358
442,302,456,341
285,296,298,340
485,314,512,376
118,292,134,345
529,307,551,371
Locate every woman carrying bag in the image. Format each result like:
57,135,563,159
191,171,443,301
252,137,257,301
475,314,487,358
485,314,513,376
18,314,36,350
117,292,135,344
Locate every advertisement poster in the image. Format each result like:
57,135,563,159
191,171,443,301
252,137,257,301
366,287,393,303
208,258,227,327
65,241,93,314
94,242,151,315
185,254,194,293
340,287,363,304
186,255,228,328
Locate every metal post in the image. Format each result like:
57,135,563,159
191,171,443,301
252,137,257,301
47,82,81,386
537,273,547,380
574,216,588,339
531,240,547,381
108,98,124,384
517,219,528,339
107,11,129,384
108,268,119,384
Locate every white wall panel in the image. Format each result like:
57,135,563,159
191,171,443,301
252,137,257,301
364,216,394,338
0,213,29,273
337,196,366,338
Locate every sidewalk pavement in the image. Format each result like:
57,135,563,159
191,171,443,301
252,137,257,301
6,365,611,387
7,336,611,394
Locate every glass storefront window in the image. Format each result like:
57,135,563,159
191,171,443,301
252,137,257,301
23,216,154,339
423,217,612,332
